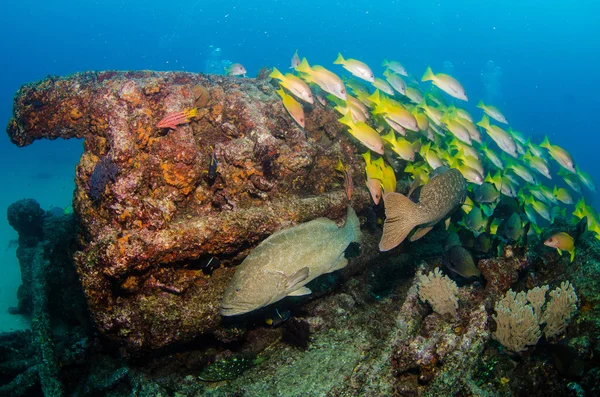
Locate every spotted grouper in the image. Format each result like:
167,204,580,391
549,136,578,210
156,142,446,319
379,167,466,251
220,207,361,316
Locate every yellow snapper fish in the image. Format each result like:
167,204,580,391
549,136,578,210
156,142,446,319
440,113,472,145
329,94,369,123
573,198,600,227
476,100,507,124
296,58,347,101
527,139,548,161
454,161,484,185
269,68,314,104
559,168,583,193
372,78,395,96
544,232,575,262
379,167,467,251
523,151,551,179
381,130,418,161
405,162,431,188
418,101,443,126
276,88,305,128
506,163,538,185
371,91,418,131
481,143,504,170
383,69,407,95
524,194,552,222
575,165,596,192
448,106,473,122
334,53,375,83
421,66,468,101
454,115,481,144
338,112,384,154
553,186,574,205
290,49,301,69
540,136,576,173
382,59,408,76
420,142,445,169
363,151,384,204
412,109,430,131
220,207,361,316
373,157,397,194
405,86,424,104
477,115,518,158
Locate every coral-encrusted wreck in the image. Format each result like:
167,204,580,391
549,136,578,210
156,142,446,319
6,70,372,351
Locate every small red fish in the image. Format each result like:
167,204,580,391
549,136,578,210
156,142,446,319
156,108,198,130
336,160,353,200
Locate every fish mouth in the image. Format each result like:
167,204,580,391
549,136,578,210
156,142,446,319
220,303,254,317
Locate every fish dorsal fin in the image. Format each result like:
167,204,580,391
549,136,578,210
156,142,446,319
410,226,434,242
379,192,423,251
287,286,312,296
285,267,310,290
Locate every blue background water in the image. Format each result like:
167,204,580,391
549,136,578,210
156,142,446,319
0,0,597,328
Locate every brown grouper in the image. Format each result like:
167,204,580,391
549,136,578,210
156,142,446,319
221,207,361,316
379,167,466,251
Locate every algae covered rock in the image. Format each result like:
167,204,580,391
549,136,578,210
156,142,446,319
6,71,373,351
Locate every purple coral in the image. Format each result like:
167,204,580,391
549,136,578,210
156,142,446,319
89,155,118,202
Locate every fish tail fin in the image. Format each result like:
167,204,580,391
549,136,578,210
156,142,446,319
276,88,287,100
343,206,361,244
476,100,485,109
187,107,198,119
421,66,435,82
269,67,285,81
382,59,389,67
296,58,312,74
334,53,345,65
379,192,423,251
368,89,382,106
540,135,551,150
338,111,354,128
476,114,490,130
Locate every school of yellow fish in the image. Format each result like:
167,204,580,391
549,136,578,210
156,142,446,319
264,51,599,252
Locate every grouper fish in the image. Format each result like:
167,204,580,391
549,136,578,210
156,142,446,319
220,207,361,316
379,167,466,251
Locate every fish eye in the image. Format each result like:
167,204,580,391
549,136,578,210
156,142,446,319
235,288,241,292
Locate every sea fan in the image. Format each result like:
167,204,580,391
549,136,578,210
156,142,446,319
89,156,118,202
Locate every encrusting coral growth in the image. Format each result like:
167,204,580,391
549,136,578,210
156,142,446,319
417,267,459,316
493,282,578,353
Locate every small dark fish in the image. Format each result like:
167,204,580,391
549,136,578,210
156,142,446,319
201,257,221,275
498,213,524,242
207,146,218,183
265,308,291,327
575,216,588,239
475,183,500,203
442,245,481,279
365,205,378,233
474,233,492,253
546,342,584,378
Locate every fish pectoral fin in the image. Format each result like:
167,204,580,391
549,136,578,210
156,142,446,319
327,257,348,273
410,226,434,242
287,286,312,297
285,267,310,290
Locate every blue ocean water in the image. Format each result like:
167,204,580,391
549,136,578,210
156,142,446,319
0,0,598,328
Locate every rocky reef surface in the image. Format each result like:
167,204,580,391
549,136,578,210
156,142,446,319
2,71,600,396
6,70,373,352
